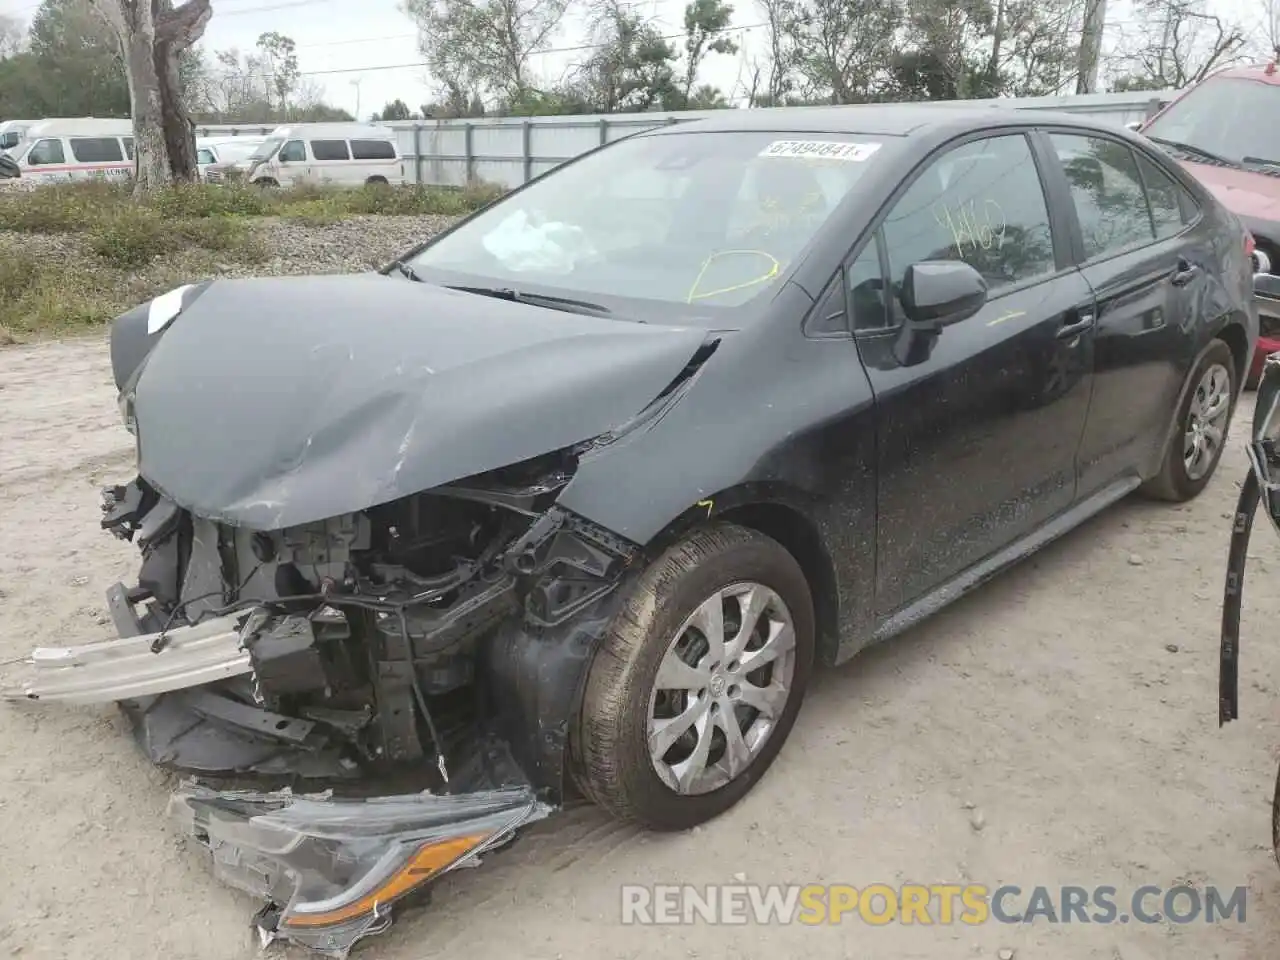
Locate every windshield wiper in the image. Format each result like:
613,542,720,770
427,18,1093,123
1244,156,1280,171
390,260,423,282
1147,136,1236,168
445,284,613,317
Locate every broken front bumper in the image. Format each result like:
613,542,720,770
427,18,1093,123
171,782,550,957
0,612,251,703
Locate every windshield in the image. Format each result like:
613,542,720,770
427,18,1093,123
407,130,891,312
1145,76,1280,166
217,141,262,164
249,137,283,162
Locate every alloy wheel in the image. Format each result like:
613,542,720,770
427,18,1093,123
1184,362,1232,481
646,582,797,796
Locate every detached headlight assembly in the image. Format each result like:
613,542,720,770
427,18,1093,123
169,782,549,955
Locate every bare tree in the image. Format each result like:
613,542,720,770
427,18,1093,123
1110,0,1248,90
1262,0,1280,58
0,14,25,58
256,30,299,115
90,0,212,192
783,0,900,103
402,0,570,105
680,0,737,102
746,0,797,105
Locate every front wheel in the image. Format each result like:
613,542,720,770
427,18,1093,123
571,523,815,830
1141,339,1237,502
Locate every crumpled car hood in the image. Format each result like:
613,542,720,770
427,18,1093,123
123,273,709,529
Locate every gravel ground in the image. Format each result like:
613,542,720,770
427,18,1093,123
0,213,458,278
2,335,1280,960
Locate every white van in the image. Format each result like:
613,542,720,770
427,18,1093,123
197,136,266,181
2,118,134,185
243,123,405,187
0,120,36,153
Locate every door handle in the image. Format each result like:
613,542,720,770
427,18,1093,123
1171,258,1201,286
1056,308,1095,341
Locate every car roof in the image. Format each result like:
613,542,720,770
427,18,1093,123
642,102,1133,138
1202,62,1280,86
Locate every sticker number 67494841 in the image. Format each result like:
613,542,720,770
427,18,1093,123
758,140,883,162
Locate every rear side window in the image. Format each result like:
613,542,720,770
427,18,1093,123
881,133,1056,292
1049,134,1154,258
70,137,124,163
350,138,396,160
1135,151,1192,238
26,139,65,165
310,139,350,161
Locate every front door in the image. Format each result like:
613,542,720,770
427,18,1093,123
1042,131,1213,494
850,131,1097,616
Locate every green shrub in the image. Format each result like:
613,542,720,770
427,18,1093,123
0,250,42,300
87,207,170,268
0,181,129,232
150,183,271,220
175,215,266,261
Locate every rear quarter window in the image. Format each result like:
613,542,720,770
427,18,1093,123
310,139,351,161
70,137,124,163
350,139,397,160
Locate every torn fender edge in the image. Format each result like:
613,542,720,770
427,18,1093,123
170,780,551,958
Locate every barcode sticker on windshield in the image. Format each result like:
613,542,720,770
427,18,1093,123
758,140,882,162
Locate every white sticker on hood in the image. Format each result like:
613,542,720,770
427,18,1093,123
758,140,882,162
147,284,194,334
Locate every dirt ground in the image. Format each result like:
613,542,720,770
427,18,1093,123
3,336,1280,960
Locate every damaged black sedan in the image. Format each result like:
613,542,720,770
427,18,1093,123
4,104,1259,954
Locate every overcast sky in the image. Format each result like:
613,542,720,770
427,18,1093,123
0,0,1270,118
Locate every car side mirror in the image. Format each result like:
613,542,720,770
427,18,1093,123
1125,120,1144,132
892,261,987,369
1257,271,1280,302
0,154,19,179
900,260,988,329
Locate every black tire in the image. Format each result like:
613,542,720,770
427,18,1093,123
366,176,389,186
1141,339,1237,502
253,178,279,189
570,522,815,830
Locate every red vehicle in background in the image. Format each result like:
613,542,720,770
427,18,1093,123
1137,62,1280,385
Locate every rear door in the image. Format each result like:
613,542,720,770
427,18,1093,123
1040,130,1209,495
851,130,1098,615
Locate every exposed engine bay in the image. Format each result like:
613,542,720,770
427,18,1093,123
7,446,641,956
85,446,634,782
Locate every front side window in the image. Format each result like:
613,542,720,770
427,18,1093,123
310,139,350,161
69,137,123,163
1144,76,1280,168
197,148,215,165
408,130,894,314
1050,133,1154,259
123,137,134,160
881,134,1056,293
25,139,65,165
278,140,306,162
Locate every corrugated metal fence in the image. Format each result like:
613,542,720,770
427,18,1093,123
196,90,1173,190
